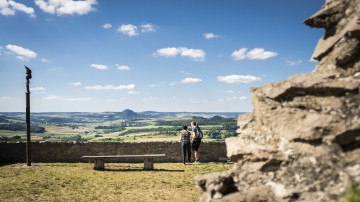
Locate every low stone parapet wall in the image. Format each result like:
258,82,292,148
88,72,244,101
0,142,227,163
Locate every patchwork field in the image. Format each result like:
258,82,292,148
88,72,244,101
0,111,239,143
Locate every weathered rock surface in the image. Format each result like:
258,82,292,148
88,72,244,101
195,0,360,201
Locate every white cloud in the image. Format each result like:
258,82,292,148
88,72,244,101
127,91,139,94
231,48,247,60
286,60,302,66
218,96,247,103
115,64,130,71
179,47,206,61
68,82,82,86
153,47,179,57
6,44,37,60
0,96,11,100
140,23,156,32
85,84,136,90
65,97,92,102
90,64,108,70
41,58,49,62
179,70,193,75
217,75,261,84
42,95,62,100
0,0,35,17
181,77,202,84
42,95,91,102
153,47,206,61
232,48,278,60
204,33,219,39
102,23,112,29
169,82,179,86
149,84,162,88
35,0,97,16
30,87,46,92
117,24,138,36
247,48,278,60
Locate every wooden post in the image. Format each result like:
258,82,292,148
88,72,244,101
25,66,32,167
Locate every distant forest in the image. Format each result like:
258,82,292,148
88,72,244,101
0,123,45,133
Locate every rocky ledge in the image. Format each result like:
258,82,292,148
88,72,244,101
195,0,360,201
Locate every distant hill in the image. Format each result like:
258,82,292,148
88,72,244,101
0,115,10,123
0,111,245,123
118,109,144,119
209,115,225,122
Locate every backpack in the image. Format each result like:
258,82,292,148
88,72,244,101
195,127,203,140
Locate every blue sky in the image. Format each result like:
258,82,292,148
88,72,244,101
0,0,324,112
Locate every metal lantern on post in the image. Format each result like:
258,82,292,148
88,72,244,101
25,66,32,166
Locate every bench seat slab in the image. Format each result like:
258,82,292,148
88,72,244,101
81,154,166,170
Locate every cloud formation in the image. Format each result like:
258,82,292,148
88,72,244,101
232,48,278,60
231,48,247,60
286,60,302,66
117,23,157,36
43,95,92,102
115,64,130,71
217,75,261,84
85,84,136,90
154,47,206,61
127,91,140,94
35,0,97,15
0,0,35,17
203,33,219,39
140,23,156,32
218,96,247,103
68,82,82,86
6,44,37,60
90,64,108,70
181,77,202,84
117,24,138,36
149,84,162,88
30,87,46,92
102,23,112,29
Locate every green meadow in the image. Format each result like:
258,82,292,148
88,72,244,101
0,163,233,202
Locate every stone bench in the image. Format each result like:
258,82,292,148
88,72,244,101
81,154,166,170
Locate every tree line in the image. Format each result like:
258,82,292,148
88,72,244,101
0,123,45,133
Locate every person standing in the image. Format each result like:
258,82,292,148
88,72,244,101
180,125,192,164
191,121,202,163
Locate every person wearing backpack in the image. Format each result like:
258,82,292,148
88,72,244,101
191,121,203,163
180,125,192,164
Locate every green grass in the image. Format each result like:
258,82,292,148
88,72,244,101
0,163,233,202
0,130,25,137
342,186,360,202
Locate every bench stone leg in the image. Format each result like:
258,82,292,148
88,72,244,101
144,158,154,170
93,159,104,170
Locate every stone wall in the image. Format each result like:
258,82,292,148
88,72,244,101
0,142,227,163
195,0,360,201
